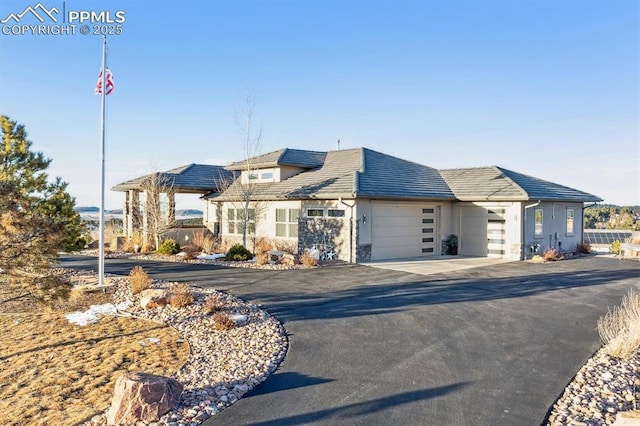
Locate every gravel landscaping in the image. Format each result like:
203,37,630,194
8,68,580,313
71,270,288,426
546,349,639,425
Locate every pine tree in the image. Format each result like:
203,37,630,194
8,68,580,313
0,115,85,300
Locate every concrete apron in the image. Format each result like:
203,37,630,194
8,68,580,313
361,255,513,276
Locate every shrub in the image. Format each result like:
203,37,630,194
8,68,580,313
576,241,591,254
542,248,558,261
254,238,272,255
226,244,253,261
203,293,225,314
610,240,621,255
158,239,181,255
129,266,151,294
181,245,200,260
213,312,236,330
255,252,270,265
191,230,216,253
300,250,318,267
169,283,194,308
597,289,640,359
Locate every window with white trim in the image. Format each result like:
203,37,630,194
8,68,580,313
306,208,324,217
276,208,299,238
566,208,574,236
534,208,543,237
228,208,255,235
327,209,345,217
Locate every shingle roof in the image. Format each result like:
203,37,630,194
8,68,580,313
357,149,455,199
497,167,602,202
439,166,601,202
112,164,234,193
225,148,327,170
212,148,456,201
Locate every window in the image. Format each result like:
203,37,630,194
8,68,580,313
422,218,434,224
227,208,235,234
534,208,543,237
228,208,255,235
423,208,435,214
276,208,299,238
306,208,324,217
566,208,574,236
327,209,345,217
248,173,259,180
260,172,273,180
289,209,299,237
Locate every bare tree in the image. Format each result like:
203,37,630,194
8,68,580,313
215,94,268,249
140,171,176,250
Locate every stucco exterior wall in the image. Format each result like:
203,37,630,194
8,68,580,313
521,201,585,258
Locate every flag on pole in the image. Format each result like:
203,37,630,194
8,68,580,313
95,68,114,95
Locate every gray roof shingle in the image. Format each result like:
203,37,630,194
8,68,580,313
357,149,455,199
439,166,601,202
225,148,327,170
112,164,234,193
213,148,456,201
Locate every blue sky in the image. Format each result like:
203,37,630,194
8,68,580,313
0,0,638,209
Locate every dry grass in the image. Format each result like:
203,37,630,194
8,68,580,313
191,230,216,253
542,248,558,261
576,241,591,254
0,311,188,426
129,266,151,294
203,294,225,314
598,289,640,359
212,312,236,330
169,283,194,308
254,238,272,255
300,251,319,267
255,252,270,265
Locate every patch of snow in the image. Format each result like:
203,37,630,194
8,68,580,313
138,337,161,346
64,301,131,326
230,314,248,324
197,253,226,260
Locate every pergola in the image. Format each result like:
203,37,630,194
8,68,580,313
112,164,233,240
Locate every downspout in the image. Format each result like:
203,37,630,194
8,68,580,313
339,196,356,263
522,200,541,260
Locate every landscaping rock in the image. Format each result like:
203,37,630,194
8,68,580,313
139,289,168,309
279,253,298,266
106,372,183,425
614,411,640,425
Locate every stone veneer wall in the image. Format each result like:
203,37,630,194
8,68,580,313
298,217,348,261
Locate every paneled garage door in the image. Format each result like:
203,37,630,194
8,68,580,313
371,203,437,261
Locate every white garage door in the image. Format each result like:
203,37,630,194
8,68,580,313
371,203,437,260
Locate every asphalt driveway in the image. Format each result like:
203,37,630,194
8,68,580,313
59,255,640,425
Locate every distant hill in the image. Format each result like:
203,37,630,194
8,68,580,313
74,206,100,213
177,209,203,216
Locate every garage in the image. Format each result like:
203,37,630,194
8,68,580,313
371,203,438,261
459,206,488,256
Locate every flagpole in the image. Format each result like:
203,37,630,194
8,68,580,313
99,35,107,287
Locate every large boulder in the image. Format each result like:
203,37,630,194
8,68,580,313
139,289,168,309
614,411,640,426
106,372,183,425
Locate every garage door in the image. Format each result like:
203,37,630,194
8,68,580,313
459,207,487,256
371,203,437,260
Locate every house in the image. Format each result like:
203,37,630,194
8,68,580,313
199,147,601,262
112,163,234,239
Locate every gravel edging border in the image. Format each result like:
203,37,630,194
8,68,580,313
545,347,639,425
64,269,289,426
